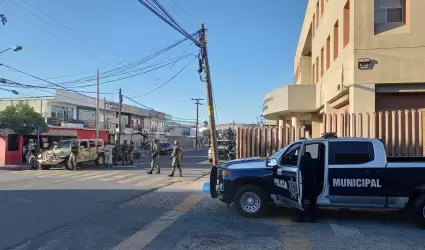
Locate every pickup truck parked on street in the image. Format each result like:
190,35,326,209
38,139,105,170
209,134,425,227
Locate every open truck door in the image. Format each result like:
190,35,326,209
272,140,305,211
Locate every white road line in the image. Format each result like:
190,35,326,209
117,175,149,184
196,160,211,165
133,176,170,187
76,172,118,181
113,194,203,250
99,173,135,182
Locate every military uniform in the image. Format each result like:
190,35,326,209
169,140,182,177
28,144,38,170
68,141,79,171
128,141,134,165
148,139,160,174
121,140,129,165
112,144,118,165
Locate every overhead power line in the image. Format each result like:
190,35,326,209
136,0,201,47
131,56,196,97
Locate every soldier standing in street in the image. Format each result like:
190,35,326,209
168,140,182,177
121,140,129,165
112,143,118,166
68,140,79,171
104,141,113,168
147,138,160,174
128,141,134,165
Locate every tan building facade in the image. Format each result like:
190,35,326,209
263,0,425,138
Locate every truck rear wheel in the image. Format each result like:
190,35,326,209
234,185,269,218
413,194,425,227
95,154,104,166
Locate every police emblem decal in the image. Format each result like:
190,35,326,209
288,180,298,199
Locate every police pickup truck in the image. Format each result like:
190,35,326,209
209,134,425,227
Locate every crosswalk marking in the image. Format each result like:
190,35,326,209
134,176,170,187
113,194,204,250
67,171,106,179
197,160,211,165
77,172,117,181
117,175,148,184
99,173,134,181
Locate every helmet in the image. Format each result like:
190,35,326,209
174,140,179,145
29,139,33,143
107,141,111,145
153,138,158,143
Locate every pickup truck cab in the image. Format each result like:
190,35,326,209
210,135,425,227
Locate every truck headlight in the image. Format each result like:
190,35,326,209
222,169,230,178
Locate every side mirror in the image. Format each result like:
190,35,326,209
267,158,277,167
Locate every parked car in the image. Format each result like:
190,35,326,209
159,142,173,155
37,139,104,170
210,133,425,227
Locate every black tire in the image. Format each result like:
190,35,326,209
95,154,104,166
234,185,269,218
412,193,425,227
40,165,51,170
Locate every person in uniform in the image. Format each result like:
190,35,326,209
121,140,129,165
104,141,113,168
128,141,134,165
112,143,118,166
28,142,38,170
68,140,79,171
292,148,320,223
51,142,59,150
147,138,160,174
168,140,182,177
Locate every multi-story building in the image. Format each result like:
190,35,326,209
0,90,168,135
263,0,424,137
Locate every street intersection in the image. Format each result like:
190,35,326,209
0,149,424,249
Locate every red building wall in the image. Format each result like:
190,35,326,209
0,135,23,166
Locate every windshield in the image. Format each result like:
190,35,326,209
268,143,294,159
58,140,73,149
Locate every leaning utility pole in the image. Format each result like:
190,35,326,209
117,88,123,145
95,70,100,139
191,98,203,150
199,24,219,171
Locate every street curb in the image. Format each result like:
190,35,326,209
0,166,29,171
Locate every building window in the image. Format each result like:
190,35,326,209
320,47,324,77
8,134,19,151
312,14,316,38
326,36,330,70
321,0,324,16
51,105,73,120
333,20,339,61
343,0,350,48
375,0,404,23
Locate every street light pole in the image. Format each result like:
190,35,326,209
0,45,23,55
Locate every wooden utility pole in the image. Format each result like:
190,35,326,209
95,70,100,139
117,88,123,145
191,98,203,150
199,24,219,197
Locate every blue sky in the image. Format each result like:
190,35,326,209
0,0,307,124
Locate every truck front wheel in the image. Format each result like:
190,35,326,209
413,194,425,227
234,185,269,218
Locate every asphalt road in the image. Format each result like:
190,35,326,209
1,148,424,249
